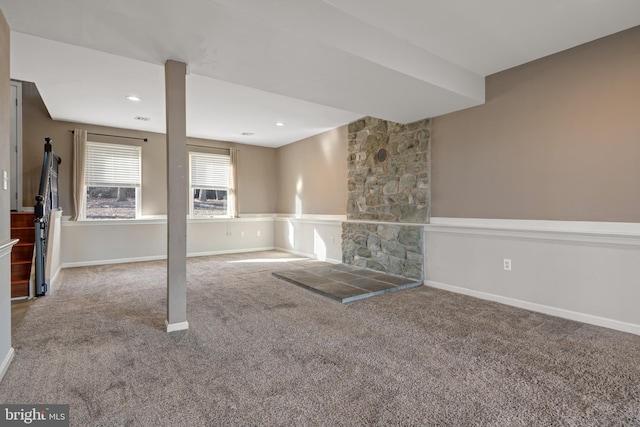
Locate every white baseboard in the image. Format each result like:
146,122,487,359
62,255,167,268
426,280,640,336
186,247,275,258
0,347,15,382
275,214,346,222
275,247,341,264
166,320,189,333
61,247,277,268
49,266,61,293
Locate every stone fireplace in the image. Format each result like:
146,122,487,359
342,116,430,280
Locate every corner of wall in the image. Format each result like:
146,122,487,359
0,7,15,383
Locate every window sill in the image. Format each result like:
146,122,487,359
188,215,232,221
63,217,167,226
61,215,275,226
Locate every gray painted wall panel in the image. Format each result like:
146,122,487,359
426,227,640,332
0,8,14,382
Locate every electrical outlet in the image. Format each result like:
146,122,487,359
257,230,261,237
503,259,512,271
241,231,245,237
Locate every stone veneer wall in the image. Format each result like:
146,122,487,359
347,116,430,222
342,223,424,280
342,116,430,279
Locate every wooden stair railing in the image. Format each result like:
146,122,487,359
34,137,62,296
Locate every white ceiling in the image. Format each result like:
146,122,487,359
2,0,639,147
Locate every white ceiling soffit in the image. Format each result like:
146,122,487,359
10,32,362,147
11,33,166,135
323,0,640,75
40,0,483,114
0,1,485,128
2,0,640,145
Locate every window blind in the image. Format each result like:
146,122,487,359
85,142,141,187
190,152,230,190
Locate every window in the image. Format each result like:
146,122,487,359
189,151,230,217
84,142,141,220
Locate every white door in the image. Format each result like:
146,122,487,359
9,81,21,211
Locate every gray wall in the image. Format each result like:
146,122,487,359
432,25,640,222
427,25,640,335
425,226,640,333
0,12,9,240
276,126,347,215
0,7,14,380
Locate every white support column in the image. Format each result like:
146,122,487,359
165,60,189,332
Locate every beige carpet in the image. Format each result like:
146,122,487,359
1,251,639,426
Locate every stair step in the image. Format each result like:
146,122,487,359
10,212,36,228
10,227,35,244
11,244,34,264
11,262,32,282
11,280,30,299
11,213,36,299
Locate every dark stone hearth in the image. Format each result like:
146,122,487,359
273,264,422,304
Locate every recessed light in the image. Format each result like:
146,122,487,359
126,95,141,102
276,122,285,127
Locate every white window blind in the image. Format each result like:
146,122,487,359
85,142,141,187
190,152,230,190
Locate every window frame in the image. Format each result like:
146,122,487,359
188,150,231,218
84,141,142,220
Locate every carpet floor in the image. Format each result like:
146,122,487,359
1,250,639,426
